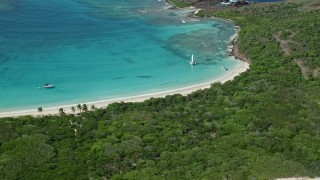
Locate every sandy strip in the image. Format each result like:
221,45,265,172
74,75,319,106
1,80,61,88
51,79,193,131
0,60,249,118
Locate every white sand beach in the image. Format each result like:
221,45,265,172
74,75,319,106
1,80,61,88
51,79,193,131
0,60,249,118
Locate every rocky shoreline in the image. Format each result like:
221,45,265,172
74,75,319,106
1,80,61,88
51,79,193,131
165,0,180,9
230,26,251,63
166,0,250,64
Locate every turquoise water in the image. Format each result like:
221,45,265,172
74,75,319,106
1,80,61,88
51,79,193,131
0,0,240,112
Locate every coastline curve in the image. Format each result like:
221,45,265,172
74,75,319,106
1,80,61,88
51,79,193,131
0,61,249,117
0,5,250,118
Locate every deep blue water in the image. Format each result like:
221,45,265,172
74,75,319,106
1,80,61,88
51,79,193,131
0,0,240,112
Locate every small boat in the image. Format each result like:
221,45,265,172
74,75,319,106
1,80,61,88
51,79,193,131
189,54,196,65
43,83,54,88
221,66,228,71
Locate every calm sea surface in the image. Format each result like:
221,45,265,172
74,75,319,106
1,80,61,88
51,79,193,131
0,0,240,112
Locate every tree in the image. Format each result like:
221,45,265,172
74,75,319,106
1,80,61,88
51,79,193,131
90,105,96,110
82,104,88,112
59,108,64,115
38,107,43,113
71,106,75,113
77,104,82,112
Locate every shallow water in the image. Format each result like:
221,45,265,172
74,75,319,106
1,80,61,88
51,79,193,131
0,0,240,112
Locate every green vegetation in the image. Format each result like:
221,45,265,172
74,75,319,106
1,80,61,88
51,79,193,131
1,0,320,179
37,107,43,113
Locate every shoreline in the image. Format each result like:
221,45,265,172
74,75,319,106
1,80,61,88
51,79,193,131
165,0,180,9
0,6,250,118
0,60,249,118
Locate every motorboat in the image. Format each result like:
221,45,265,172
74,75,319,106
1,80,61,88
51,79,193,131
43,83,54,88
221,66,228,71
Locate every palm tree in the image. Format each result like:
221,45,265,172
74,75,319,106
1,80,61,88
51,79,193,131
76,104,82,112
90,105,96,110
71,106,75,113
38,107,43,113
82,104,88,112
59,108,64,115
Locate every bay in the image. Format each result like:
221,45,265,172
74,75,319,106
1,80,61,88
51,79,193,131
0,0,240,111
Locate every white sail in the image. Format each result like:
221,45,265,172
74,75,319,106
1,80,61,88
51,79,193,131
190,54,196,65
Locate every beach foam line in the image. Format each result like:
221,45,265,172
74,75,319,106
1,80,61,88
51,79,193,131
0,60,249,117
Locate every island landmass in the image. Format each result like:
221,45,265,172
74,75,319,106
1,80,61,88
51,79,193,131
0,0,319,179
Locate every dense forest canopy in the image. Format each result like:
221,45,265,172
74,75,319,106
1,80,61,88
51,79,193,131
1,0,320,179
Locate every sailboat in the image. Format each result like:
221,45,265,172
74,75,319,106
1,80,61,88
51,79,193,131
189,54,196,65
